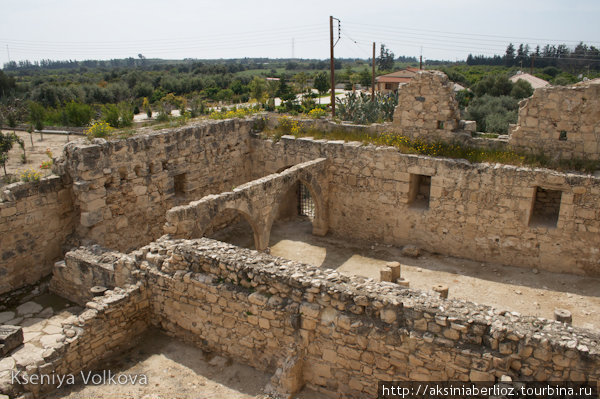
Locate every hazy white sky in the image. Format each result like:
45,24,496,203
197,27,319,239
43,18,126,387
1,0,599,65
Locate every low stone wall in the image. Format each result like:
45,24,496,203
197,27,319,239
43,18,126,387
138,237,600,398
0,283,150,397
0,176,74,295
509,79,600,159
164,158,329,250
251,135,600,276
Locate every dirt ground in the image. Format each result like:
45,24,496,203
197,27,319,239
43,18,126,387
1,130,85,184
215,218,600,331
44,329,326,399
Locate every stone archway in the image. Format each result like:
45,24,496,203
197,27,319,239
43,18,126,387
203,208,258,249
266,172,328,247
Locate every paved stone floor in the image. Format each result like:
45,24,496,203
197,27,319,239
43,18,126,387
0,294,82,390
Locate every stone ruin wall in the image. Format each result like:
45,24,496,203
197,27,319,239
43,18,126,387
391,71,469,142
164,158,330,250
2,116,600,299
252,135,600,276
0,283,149,397
509,79,600,159
0,176,75,296
52,237,598,398
55,118,257,253
2,116,600,396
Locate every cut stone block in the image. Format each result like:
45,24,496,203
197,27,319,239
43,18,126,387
0,325,23,356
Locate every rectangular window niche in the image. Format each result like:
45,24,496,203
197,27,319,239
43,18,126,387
408,174,431,210
529,187,561,228
174,173,187,196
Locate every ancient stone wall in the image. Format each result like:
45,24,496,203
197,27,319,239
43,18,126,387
138,237,600,398
509,79,600,159
0,283,149,397
251,135,600,276
164,158,329,250
391,71,464,142
0,176,74,295
56,119,256,252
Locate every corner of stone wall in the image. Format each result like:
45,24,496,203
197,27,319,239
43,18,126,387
1,283,149,397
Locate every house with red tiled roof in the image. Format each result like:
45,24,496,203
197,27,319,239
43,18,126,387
375,67,420,93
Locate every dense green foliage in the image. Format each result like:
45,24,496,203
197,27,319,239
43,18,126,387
465,95,519,134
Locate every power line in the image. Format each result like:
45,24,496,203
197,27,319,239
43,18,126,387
344,21,600,46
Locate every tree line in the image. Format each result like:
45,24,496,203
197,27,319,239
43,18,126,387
467,42,600,70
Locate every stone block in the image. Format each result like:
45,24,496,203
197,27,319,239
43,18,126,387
0,325,23,356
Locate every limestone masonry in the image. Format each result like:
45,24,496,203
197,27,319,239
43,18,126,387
1,76,600,397
509,78,600,159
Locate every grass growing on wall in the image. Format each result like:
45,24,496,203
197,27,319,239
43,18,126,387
265,122,600,174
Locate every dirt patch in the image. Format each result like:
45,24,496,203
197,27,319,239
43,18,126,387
1,130,84,184
216,218,600,331
44,329,326,399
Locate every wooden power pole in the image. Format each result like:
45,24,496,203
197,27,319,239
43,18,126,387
329,16,336,117
372,42,376,101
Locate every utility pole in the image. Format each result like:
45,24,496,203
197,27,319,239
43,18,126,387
372,42,376,101
329,16,336,117
530,55,535,74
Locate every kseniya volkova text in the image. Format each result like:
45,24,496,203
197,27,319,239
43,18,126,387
12,370,148,389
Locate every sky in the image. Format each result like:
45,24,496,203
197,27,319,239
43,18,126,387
1,0,599,66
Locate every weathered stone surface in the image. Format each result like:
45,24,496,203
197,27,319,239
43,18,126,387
16,302,43,316
0,312,15,324
510,79,600,160
0,325,23,356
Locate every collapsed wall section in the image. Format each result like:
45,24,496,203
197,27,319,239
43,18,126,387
57,119,256,252
509,79,600,159
251,135,600,276
0,176,74,295
391,70,463,141
136,237,600,398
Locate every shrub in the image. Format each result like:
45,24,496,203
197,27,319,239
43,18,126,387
308,108,327,119
20,169,42,182
473,74,513,97
40,160,53,169
465,95,518,134
86,121,114,139
510,79,534,99
64,101,93,126
101,102,133,128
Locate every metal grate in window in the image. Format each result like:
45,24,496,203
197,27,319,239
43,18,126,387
298,182,315,220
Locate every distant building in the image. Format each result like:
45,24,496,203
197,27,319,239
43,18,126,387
509,71,550,89
375,68,420,94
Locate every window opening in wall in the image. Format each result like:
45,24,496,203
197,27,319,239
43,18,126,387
174,173,186,196
559,130,567,141
408,174,431,209
437,121,444,129
529,187,561,228
298,182,315,220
